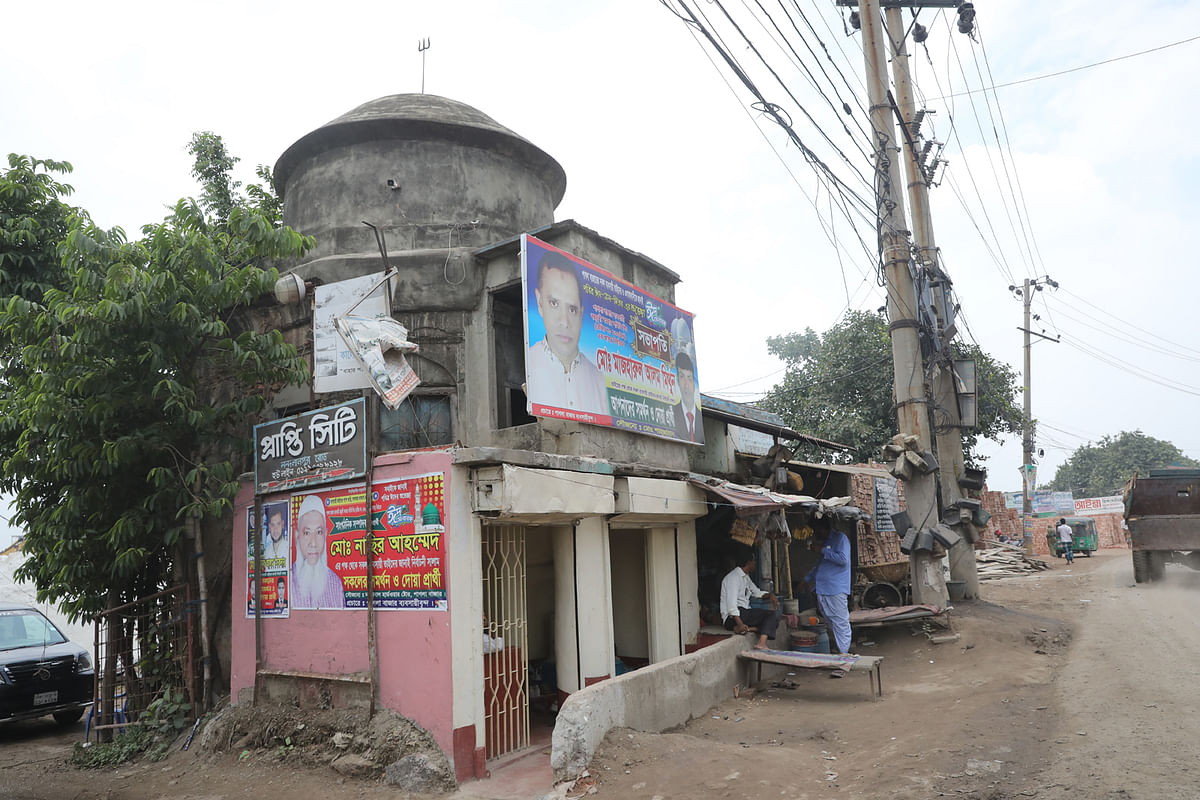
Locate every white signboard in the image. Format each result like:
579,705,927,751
1073,495,1125,516
313,272,390,393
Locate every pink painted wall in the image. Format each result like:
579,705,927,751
231,448,456,757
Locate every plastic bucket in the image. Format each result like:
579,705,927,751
947,580,967,602
790,630,819,652
801,624,831,654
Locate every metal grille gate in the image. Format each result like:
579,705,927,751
90,584,196,742
482,525,529,759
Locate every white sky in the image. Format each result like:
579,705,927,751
3,0,1198,499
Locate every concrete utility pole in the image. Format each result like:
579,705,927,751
857,0,946,606
1015,276,1059,552
883,6,980,598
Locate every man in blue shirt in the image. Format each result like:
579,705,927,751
803,526,853,658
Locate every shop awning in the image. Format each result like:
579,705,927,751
687,476,868,521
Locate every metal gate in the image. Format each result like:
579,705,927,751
482,525,529,759
90,584,196,742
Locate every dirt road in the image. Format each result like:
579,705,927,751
590,548,1200,799
2,548,1197,799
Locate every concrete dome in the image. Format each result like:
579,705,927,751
273,93,566,267
274,94,566,205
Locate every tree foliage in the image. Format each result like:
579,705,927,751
761,310,1024,465
0,143,311,621
1045,430,1200,497
0,155,79,302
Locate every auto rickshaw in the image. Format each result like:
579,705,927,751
1045,516,1099,557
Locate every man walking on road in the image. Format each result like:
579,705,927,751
1057,518,1075,563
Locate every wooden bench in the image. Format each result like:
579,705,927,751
737,648,884,699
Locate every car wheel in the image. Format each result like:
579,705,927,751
53,707,85,725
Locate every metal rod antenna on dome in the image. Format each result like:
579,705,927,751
418,38,431,93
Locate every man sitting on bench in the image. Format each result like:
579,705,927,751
720,551,780,650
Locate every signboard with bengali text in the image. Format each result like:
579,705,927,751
253,398,367,495
521,234,703,444
1073,495,1125,516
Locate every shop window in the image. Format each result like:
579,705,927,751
379,394,454,451
492,283,533,429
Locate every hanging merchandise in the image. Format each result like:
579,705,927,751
730,518,757,546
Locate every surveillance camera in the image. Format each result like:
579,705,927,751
386,178,401,190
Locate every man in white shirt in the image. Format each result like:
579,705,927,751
1056,518,1075,563
526,251,608,416
720,553,780,650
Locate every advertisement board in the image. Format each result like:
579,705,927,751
246,504,291,618
250,471,448,613
1005,489,1072,517
1073,495,1125,516
521,234,702,444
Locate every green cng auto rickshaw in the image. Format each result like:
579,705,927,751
1045,516,1099,557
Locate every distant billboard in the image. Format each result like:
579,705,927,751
1004,489,1073,517
521,234,702,444
1073,495,1124,516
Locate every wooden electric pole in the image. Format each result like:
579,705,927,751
857,0,946,606
883,5,981,597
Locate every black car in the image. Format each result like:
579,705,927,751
0,603,94,725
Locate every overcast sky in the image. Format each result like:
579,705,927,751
3,0,1198,504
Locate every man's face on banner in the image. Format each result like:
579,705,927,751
268,511,285,542
678,364,696,409
536,266,583,367
298,510,327,566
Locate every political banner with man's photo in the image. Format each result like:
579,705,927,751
521,234,703,444
245,505,291,619
267,473,449,612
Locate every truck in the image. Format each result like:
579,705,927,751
1124,468,1200,583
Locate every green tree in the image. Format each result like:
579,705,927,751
762,310,1024,465
1045,430,1199,497
0,154,79,302
0,143,311,623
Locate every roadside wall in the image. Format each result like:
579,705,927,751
550,634,762,781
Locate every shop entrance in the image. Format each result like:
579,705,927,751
609,530,650,673
482,525,529,760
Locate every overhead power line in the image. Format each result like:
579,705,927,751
941,33,1200,98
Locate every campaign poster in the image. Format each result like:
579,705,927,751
369,472,449,610
521,234,703,444
287,474,448,611
245,504,291,618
